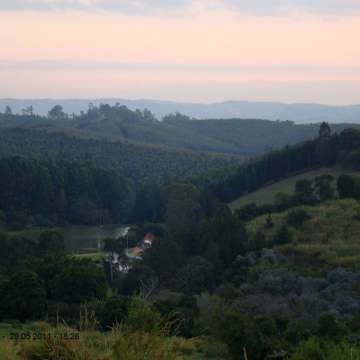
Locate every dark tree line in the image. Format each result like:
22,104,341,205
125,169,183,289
1,124,360,228
0,127,240,187
0,157,134,227
3,103,359,156
0,231,108,321
201,125,360,203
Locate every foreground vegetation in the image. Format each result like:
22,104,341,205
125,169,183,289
1,300,360,360
0,302,227,360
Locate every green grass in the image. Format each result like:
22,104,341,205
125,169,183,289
74,252,107,261
0,225,128,254
0,323,15,339
229,167,353,210
0,322,49,340
247,198,360,273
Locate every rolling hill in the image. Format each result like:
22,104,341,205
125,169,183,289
1,104,360,156
229,168,350,210
247,198,360,274
2,98,360,123
0,127,242,186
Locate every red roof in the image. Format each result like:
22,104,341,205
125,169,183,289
143,233,156,242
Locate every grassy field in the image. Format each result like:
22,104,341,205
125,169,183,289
0,225,128,254
229,167,351,210
247,198,360,274
74,252,107,261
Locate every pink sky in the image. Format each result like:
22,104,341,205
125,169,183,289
1,2,359,104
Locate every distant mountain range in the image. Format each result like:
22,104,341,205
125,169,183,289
2,102,359,157
1,98,360,124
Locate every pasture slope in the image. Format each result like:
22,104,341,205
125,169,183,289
229,167,353,210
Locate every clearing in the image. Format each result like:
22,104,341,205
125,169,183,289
229,167,353,210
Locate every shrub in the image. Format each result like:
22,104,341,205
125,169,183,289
273,225,293,245
96,295,130,330
50,261,107,304
317,313,342,339
337,175,355,198
124,299,163,334
113,332,179,360
290,337,329,360
287,209,312,228
0,340,19,360
5,271,46,321
291,338,360,360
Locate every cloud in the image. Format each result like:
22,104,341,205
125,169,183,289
224,0,360,16
1,60,360,75
1,0,360,15
0,0,192,14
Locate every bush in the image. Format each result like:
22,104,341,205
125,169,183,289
113,298,180,360
124,299,163,334
4,271,46,321
37,231,66,257
273,225,293,245
113,332,178,360
317,313,342,339
290,337,330,360
96,295,130,330
337,175,355,198
0,340,19,360
291,338,360,360
285,319,317,344
253,231,268,251
50,261,107,304
174,256,214,294
287,209,312,228
121,264,157,296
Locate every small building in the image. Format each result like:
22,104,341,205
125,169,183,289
143,233,156,248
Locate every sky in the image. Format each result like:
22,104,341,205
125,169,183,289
0,0,360,105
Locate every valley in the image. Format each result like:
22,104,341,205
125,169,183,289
1,107,360,360
2,2,360,358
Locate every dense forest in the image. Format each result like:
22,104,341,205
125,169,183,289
2,118,360,227
0,157,134,227
0,127,241,187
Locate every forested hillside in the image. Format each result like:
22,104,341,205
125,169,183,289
163,114,360,155
1,103,360,156
0,157,134,227
1,106,360,360
2,157,360,359
203,124,360,203
0,127,241,186
2,122,360,359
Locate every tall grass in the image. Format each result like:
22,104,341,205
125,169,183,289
248,199,360,272
0,299,212,360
